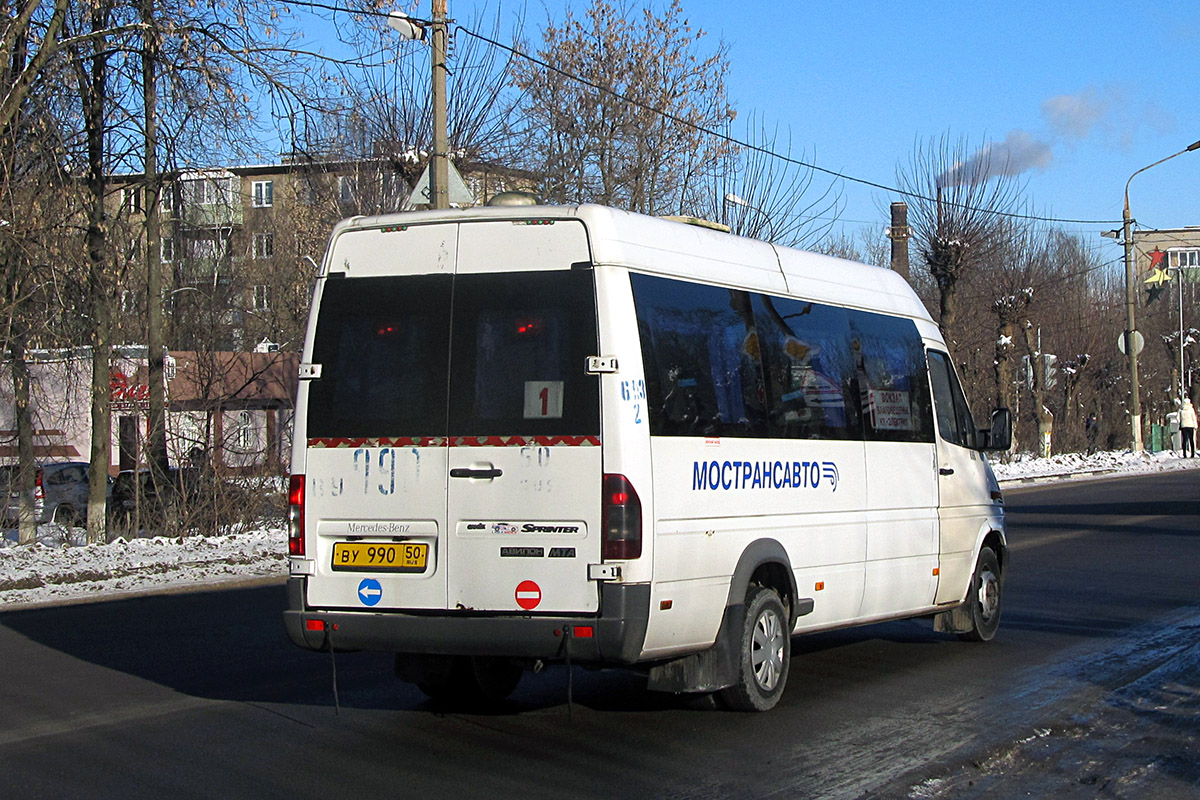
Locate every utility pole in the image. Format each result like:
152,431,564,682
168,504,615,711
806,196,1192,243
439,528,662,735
431,0,449,210
1121,200,1143,451
389,2,450,209
1120,139,1200,451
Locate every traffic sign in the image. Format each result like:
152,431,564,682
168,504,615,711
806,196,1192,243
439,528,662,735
1117,330,1144,356
515,580,542,611
403,160,476,208
358,578,383,607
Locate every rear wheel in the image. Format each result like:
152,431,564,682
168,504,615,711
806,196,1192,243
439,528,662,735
958,546,1002,642
468,656,524,703
718,585,790,712
399,654,524,705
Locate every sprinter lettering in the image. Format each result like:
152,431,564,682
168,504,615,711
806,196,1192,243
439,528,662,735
520,523,580,533
691,460,840,492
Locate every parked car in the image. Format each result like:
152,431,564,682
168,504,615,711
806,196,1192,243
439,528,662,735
0,463,44,526
110,467,204,525
42,461,109,526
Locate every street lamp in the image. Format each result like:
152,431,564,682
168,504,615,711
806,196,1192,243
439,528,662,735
1120,138,1200,451
723,193,771,239
388,3,450,210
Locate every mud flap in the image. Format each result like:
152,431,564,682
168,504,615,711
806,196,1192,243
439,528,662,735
934,603,974,634
646,603,746,694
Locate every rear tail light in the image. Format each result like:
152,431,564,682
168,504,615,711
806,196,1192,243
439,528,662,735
602,474,642,559
34,468,44,501
288,474,305,556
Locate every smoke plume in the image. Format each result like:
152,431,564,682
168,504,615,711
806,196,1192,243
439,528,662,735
935,130,1054,189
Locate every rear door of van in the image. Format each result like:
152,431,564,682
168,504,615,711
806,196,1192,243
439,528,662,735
302,218,603,615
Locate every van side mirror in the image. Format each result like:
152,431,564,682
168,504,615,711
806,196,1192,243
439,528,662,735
979,408,1013,451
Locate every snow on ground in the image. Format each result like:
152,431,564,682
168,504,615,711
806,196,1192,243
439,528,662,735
0,449,1197,611
990,447,1199,483
0,525,286,609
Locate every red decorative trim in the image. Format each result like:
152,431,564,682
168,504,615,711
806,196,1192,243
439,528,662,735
307,437,446,448
307,435,600,448
451,435,601,447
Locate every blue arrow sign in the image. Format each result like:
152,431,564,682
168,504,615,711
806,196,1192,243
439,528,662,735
357,578,383,607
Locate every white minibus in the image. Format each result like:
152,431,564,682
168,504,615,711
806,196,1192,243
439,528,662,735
284,202,1011,711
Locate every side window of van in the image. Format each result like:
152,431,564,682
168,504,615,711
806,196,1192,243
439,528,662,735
753,293,860,440
849,311,935,444
928,350,976,448
632,274,767,438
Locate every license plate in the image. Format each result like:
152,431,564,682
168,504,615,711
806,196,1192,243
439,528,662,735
331,541,428,573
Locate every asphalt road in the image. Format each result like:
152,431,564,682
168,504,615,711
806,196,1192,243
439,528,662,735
1,470,1198,800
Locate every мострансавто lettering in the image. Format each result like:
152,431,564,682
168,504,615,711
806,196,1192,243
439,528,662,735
692,460,840,492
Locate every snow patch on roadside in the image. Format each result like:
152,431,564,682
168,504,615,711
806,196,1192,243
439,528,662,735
0,525,286,608
991,448,1196,482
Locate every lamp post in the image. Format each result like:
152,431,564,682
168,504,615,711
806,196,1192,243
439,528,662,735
723,193,770,239
1121,139,1200,450
388,2,450,210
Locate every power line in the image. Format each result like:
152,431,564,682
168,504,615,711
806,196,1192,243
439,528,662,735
453,23,1122,228
289,1,1122,227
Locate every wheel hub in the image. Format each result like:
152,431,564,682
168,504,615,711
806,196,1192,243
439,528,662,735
751,608,785,691
977,568,999,622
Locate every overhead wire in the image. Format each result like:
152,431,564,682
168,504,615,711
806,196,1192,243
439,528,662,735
288,0,1122,227
452,23,1121,227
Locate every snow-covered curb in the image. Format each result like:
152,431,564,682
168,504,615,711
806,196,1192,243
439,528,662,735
0,527,286,610
992,449,1199,486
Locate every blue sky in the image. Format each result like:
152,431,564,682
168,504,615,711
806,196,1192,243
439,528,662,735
343,1,1200,244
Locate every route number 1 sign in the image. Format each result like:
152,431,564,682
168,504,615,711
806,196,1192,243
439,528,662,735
524,381,564,419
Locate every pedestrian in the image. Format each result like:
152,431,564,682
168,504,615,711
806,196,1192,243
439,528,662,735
1181,398,1197,458
1085,413,1099,455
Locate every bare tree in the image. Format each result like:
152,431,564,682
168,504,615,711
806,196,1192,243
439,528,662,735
896,133,1026,343
700,115,841,249
289,3,521,210
513,0,736,215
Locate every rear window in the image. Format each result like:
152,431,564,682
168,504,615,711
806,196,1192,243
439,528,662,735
307,271,599,439
448,270,599,437
307,274,452,439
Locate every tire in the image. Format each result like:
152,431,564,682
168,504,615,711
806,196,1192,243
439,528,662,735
958,546,1003,642
54,505,78,527
468,656,523,704
718,585,790,712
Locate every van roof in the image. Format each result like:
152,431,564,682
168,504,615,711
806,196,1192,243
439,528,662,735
331,204,932,323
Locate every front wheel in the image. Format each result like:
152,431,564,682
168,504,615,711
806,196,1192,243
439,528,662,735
718,585,790,712
958,546,1003,642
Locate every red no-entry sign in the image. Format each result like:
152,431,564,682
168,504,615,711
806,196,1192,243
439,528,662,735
515,580,542,610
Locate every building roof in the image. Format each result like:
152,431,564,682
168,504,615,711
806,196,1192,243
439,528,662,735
168,351,298,409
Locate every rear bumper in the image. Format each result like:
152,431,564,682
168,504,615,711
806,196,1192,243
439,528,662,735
283,577,650,665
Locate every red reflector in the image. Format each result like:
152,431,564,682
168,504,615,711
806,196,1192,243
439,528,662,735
573,626,594,638
305,619,325,631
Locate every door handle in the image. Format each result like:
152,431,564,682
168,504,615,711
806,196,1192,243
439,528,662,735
450,468,503,479
939,467,955,476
